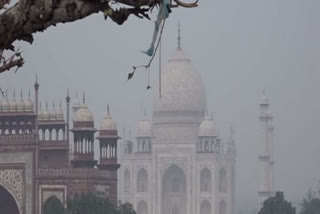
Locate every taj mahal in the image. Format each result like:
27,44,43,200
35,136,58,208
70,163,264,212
0,28,277,214
117,35,237,214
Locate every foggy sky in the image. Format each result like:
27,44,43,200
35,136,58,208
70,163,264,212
1,0,320,212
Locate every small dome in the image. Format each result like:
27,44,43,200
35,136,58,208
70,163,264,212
50,102,57,120
25,90,34,112
42,102,50,120
74,103,94,122
38,102,44,120
199,116,219,137
137,119,152,137
18,91,25,112
2,97,9,112
100,107,117,131
10,92,18,112
57,101,64,120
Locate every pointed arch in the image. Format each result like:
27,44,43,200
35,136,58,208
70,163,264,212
51,129,57,141
219,200,226,214
137,168,148,192
137,200,148,214
124,169,130,193
58,129,64,141
44,129,49,141
219,168,227,193
43,195,64,214
0,185,19,214
162,164,186,214
200,200,211,214
200,167,211,192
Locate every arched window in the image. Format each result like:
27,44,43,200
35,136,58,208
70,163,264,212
127,141,133,154
200,200,211,214
43,195,64,214
219,200,226,214
58,129,64,141
200,168,211,192
219,168,227,193
137,168,148,192
137,200,148,214
204,140,209,151
124,169,130,192
44,129,49,141
52,129,57,141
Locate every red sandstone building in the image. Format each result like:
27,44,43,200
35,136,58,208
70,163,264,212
0,78,120,214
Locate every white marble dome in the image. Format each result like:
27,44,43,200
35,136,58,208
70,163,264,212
137,119,152,137
153,47,206,123
74,103,94,122
100,112,117,131
199,116,219,137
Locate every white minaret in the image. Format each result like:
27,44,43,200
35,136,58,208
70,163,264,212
258,90,275,208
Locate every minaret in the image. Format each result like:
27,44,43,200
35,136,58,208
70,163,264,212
97,105,120,171
258,91,275,208
34,74,40,214
70,93,97,168
66,89,71,164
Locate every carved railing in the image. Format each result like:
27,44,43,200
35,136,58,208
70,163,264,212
37,168,116,179
0,134,35,144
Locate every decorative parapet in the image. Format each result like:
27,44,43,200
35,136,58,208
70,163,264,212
0,134,35,144
38,168,116,179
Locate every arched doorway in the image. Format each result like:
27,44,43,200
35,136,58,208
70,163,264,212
200,200,211,214
162,164,186,214
137,200,148,214
43,195,64,214
137,168,148,192
0,185,19,214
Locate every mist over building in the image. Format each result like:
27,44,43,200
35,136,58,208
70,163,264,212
117,32,237,214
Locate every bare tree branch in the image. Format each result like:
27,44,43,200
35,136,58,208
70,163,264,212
0,49,24,73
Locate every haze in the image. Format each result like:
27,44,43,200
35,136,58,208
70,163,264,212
1,0,320,212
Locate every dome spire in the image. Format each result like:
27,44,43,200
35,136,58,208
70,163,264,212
20,89,23,101
83,92,85,104
177,23,182,50
107,104,110,115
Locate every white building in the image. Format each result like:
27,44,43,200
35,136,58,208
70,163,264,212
258,92,275,208
118,34,236,214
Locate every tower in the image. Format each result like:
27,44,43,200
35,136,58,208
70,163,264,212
97,105,120,171
258,91,275,208
70,93,97,168
136,110,152,154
